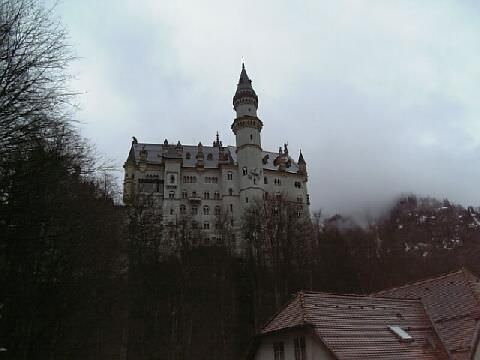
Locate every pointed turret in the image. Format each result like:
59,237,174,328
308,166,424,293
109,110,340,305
231,63,264,209
298,150,307,175
213,131,222,147
233,63,258,117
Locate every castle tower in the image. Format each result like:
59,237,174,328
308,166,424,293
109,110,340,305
231,63,264,205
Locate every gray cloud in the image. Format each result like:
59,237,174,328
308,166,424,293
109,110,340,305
57,0,480,214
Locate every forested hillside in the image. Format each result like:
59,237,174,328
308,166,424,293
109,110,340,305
125,195,480,359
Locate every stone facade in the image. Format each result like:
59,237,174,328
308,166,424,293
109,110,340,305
123,65,310,253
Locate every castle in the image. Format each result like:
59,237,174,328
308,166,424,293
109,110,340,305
123,64,310,253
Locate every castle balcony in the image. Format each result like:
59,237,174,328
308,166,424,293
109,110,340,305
188,196,202,203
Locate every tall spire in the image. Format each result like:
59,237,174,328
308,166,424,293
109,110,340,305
233,63,258,117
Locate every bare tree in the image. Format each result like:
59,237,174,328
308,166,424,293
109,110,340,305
242,193,313,328
0,0,75,157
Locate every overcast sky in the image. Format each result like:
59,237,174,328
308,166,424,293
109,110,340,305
56,0,480,215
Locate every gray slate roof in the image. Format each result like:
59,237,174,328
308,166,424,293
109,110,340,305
129,143,300,174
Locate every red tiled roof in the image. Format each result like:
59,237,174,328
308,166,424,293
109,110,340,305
261,292,448,359
373,268,480,360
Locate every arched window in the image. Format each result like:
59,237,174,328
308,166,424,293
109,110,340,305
207,153,213,160
185,152,191,159
227,172,233,180
204,191,210,200
180,205,186,214
242,167,247,176
203,206,210,215
214,206,221,215
214,192,220,200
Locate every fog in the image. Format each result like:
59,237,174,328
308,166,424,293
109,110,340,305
57,0,480,214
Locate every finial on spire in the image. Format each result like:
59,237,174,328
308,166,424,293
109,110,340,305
213,131,222,147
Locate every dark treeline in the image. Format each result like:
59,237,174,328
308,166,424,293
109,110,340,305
2,1,480,359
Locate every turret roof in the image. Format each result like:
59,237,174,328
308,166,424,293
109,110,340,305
233,63,258,108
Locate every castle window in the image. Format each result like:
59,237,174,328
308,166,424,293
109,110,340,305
180,205,186,214
192,205,198,215
230,219,234,226
182,191,188,199
203,206,210,215
297,196,303,203
294,181,301,188
242,167,247,176
274,178,281,186
214,192,220,200
264,177,268,184
296,205,303,218
170,208,174,215
214,206,221,215
168,191,175,199
246,197,249,203
204,191,210,200
169,175,175,184
203,222,210,230
253,178,256,185
227,172,233,180
230,204,233,212
228,188,233,196
185,152,191,159
264,192,269,200
192,191,197,198
250,134,253,140
207,153,213,161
